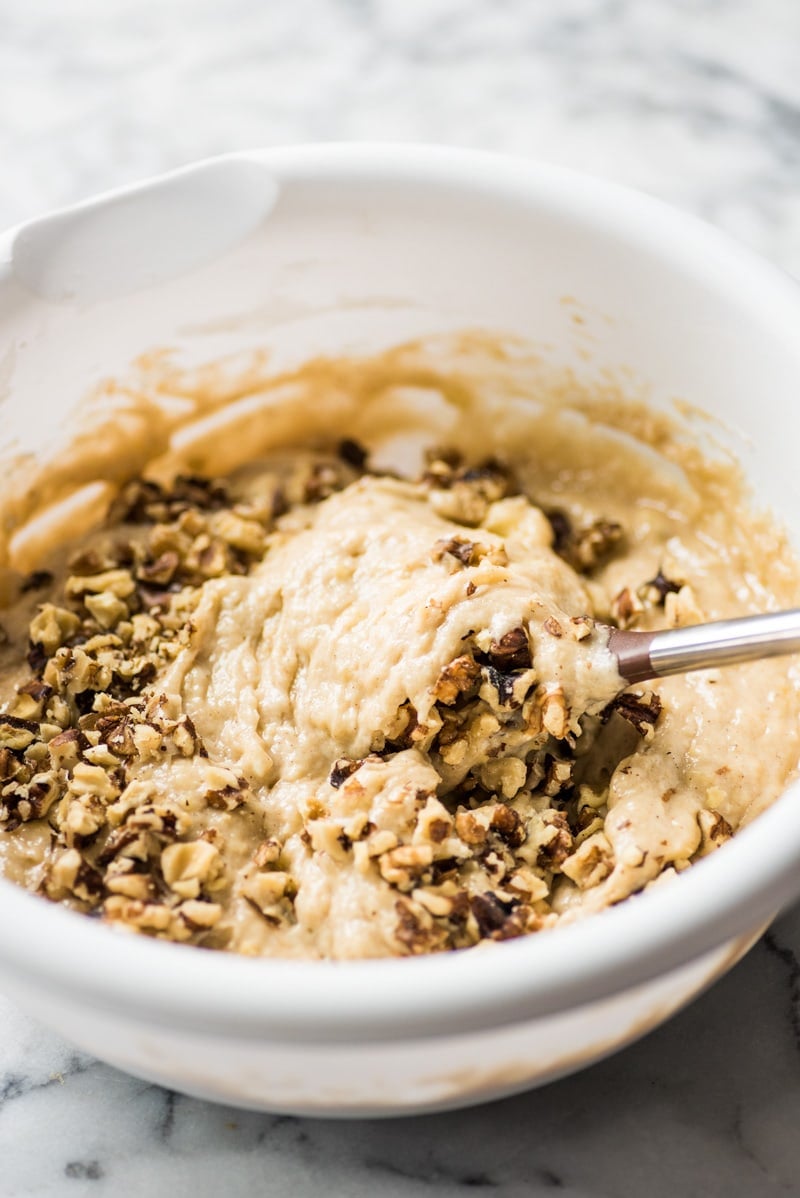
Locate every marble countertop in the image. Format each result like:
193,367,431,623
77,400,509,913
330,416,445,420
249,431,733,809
2,0,800,1193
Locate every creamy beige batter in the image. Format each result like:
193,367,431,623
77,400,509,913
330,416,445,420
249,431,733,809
0,337,798,959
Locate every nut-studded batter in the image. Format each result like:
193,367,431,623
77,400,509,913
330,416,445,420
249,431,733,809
0,342,798,958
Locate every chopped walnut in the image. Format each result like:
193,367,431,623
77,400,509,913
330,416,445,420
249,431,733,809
179,900,224,930
561,831,614,888
432,537,483,567
0,715,38,752
611,587,643,629
66,568,136,602
379,843,434,890
241,870,296,923
367,828,400,858
455,806,493,847
161,840,225,899
394,896,450,954
253,839,282,868
28,605,80,657
640,569,682,606
664,585,704,628
431,655,481,705
541,689,570,739
46,848,104,904
425,458,514,528
476,757,527,799
470,891,530,941
487,626,532,671
571,520,624,572
569,615,594,641
69,761,120,802
413,795,454,846
605,690,663,738
479,665,535,711
531,811,574,870
543,756,573,798
697,807,733,855
48,729,86,772
507,867,548,903
84,591,129,630
548,511,623,573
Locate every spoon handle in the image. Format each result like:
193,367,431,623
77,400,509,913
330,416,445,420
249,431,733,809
607,609,800,685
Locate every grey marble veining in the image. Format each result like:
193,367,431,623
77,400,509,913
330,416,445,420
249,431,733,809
2,0,800,1194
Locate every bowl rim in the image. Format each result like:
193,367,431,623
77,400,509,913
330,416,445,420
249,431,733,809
1,141,800,1043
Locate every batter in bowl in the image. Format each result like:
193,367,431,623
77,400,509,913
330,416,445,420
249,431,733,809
0,340,797,958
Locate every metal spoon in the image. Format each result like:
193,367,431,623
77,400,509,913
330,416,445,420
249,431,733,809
607,609,800,685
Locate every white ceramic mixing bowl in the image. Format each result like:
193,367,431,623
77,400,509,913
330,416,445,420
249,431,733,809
1,145,799,1116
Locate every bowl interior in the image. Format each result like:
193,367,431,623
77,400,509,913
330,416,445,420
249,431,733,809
4,147,800,518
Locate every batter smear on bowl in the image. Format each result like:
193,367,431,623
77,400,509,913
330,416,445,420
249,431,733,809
0,343,798,958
